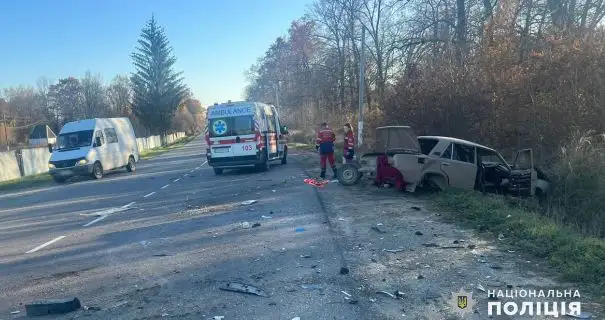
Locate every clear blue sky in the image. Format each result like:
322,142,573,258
0,0,312,107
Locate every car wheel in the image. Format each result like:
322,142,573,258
213,168,223,175
92,162,103,180
52,176,68,183
338,163,361,186
126,156,136,172
281,147,288,165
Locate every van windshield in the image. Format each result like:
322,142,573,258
57,130,94,150
209,116,254,137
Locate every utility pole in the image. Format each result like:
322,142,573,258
358,27,366,148
274,82,280,109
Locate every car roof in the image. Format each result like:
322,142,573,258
418,136,497,152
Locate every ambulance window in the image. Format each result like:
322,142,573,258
233,116,254,135
266,114,276,132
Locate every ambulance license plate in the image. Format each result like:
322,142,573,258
213,147,229,153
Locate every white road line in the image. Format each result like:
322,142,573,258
201,160,208,166
83,215,108,227
144,192,156,198
161,184,170,189
26,236,66,253
122,201,136,208
174,178,180,182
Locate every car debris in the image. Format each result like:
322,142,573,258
219,282,268,297
261,215,272,219
300,254,312,258
252,223,261,228
25,297,82,316
240,200,258,206
153,253,170,257
301,284,323,290
415,231,423,236
384,249,404,253
376,291,397,299
394,291,405,298
371,226,387,234
341,291,352,297
295,228,305,232
439,245,465,249
213,316,225,320
292,317,301,320
421,243,439,247
241,221,251,229
498,233,505,241
10,310,20,314
340,267,350,275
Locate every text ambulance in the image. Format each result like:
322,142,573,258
205,101,289,175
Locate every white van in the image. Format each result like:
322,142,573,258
48,118,139,182
205,101,288,174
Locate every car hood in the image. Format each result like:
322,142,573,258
50,148,89,162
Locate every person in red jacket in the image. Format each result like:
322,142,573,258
315,122,337,179
343,123,355,163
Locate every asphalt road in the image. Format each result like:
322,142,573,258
0,136,360,319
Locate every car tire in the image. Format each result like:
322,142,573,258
213,168,223,175
92,161,103,180
281,147,288,165
256,151,270,172
52,176,68,183
126,156,136,172
338,163,361,186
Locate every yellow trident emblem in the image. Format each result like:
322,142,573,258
457,295,468,309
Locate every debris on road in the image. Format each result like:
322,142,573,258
301,284,323,290
414,231,423,236
261,215,272,219
410,206,421,210
341,290,352,297
394,291,405,298
371,226,387,233
385,249,404,253
300,254,312,258
340,267,350,275
498,233,505,241
439,245,465,249
338,217,345,221
292,317,301,320
153,253,170,257
252,223,261,228
476,284,486,292
219,282,268,297
349,300,359,304
295,228,306,232
417,274,425,279
241,221,251,229
213,316,225,320
10,310,20,314
304,178,330,188
376,291,397,299
240,200,258,206
25,297,82,316
421,243,439,247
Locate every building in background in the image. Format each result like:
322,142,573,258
28,124,56,147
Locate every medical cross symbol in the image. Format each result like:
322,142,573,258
213,120,227,135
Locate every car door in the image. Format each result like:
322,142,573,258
510,148,536,196
439,142,477,190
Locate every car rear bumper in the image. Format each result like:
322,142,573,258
207,154,262,168
49,164,93,178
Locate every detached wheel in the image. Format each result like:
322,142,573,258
281,147,288,165
213,168,224,175
338,163,361,186
92,161,103,180
126,156,136,172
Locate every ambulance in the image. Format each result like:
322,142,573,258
205,101,289,174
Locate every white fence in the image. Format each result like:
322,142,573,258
0,132,186,182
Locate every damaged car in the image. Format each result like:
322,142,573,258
338,126,550,199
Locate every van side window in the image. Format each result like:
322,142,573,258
266,114,276,132
104,128,119,144
94,130,105,147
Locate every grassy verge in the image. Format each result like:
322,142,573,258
431,190,605,292
139,135,196,160
0,173,53,192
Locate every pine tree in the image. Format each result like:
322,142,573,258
130,15,189,134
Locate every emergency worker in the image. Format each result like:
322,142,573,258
315,122,337,179
343,123,355,163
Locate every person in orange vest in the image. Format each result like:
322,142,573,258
343,122,355,163
315,122,337,179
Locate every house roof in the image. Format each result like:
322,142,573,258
29,124,56,139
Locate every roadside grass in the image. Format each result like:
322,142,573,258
431,190,605,293
139,135,196,160
0,172,53,192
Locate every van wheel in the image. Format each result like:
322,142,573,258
256,152,270,172
92,162,103,180
126,156,136,172
281,147,288,165
213,168,224,175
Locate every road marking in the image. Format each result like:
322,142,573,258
201,160,208,166
122,202,136,208
183,174,188,177
174,178,180,182
161,184,170,189
83,215,108,227
26,236,66,253
144,192,156,198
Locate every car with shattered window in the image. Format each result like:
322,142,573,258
338,126,550,200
